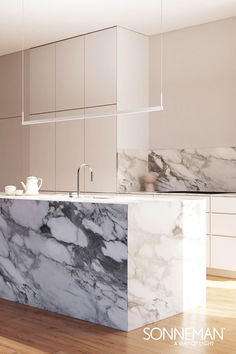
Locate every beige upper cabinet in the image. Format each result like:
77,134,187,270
28,27,117,115
29,43,56,115
117,27,149,111
56,37,85,111
0,52,22,119
85,105,117,193
85,28,117,107
55,109,85,192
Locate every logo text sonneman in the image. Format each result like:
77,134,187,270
143,327,225,341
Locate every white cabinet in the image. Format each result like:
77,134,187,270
85,105,117,192
0,52,22,119
206,212,210,234
206,212,210,268
85,28,117,107
206,235,210,268
55,110,85,191
56,37,84,111
0,117,29,190
211,214,236,237
211,235,236,271
211,196,236,214
210,196,236,275
29,113,55,191
29,44,56,115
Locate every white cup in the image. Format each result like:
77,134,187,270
5,185,16,195
15,189,24,196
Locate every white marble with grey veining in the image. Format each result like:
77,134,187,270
117,149,149,192
0,195,206,331
128,198,206,330
149,147,236,192
0,199,128,330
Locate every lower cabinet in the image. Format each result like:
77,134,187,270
206,235,210,268
85,105,117,193
28,106,117,193
0,117,29,191
211,213,236,237
0,106,117,193
55,110,85,192
210,197,236,273
29,113,56,191
211,235,236,271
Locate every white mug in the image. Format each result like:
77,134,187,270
15,189,24,196
5,185,16,195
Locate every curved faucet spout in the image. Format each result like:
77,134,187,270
77,163,94,197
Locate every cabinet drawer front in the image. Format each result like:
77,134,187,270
207,213,210,234
211,197,236,214
206,235,210,268
211,236,236,271
211,214,236,237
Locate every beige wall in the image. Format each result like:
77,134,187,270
150,17,236,149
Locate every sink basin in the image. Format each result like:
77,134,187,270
80,195,113,200
68,193,114,200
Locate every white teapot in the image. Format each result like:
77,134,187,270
21,176,43,195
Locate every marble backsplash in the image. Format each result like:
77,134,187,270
117,150,148,193
118,147,236,192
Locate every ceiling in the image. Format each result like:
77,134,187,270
0,0,236,55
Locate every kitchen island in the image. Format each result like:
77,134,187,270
0,193,206,331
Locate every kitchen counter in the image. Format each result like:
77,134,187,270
0,193,206,331
0,191,209,202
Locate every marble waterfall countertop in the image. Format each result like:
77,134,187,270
0,192,206,331
0,191,211,204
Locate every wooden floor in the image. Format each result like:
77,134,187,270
0,276,235,354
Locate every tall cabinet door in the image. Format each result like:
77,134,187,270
29,44,55,115
85,28,117,107
56,36,84,111
29,114,56,191
85,105,117,192
0,117,29,190
0,52,22,119
55,110,85,192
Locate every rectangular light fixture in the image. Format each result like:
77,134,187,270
21,105,164,125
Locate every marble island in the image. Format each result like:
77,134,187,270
0,193,206,331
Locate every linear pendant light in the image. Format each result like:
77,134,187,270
21,0,163,125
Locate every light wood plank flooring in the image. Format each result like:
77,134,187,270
0,276,235,354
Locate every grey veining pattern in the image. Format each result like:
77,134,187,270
128,199,206,330
149,147,236,192
117,149,149,192
0,199,128,330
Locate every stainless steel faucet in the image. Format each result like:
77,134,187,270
77,163,93,197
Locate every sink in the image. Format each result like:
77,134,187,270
69,192,114,200
80,195,113,200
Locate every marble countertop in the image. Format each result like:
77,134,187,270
0,192,210,204
0,190,206,331
156,192,236,197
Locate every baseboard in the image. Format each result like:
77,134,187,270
207,267,236,279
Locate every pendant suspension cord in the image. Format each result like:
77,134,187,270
160,0,163,108
21,0,25,124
